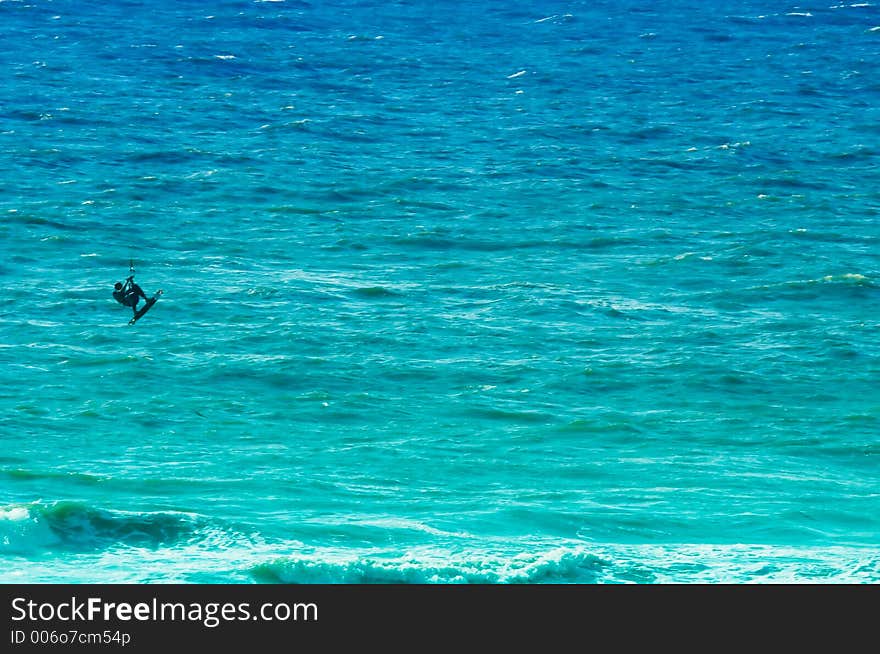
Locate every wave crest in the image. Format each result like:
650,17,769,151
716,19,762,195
0,501,202,553
252,547,607,584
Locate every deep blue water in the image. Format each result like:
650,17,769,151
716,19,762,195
1,0,879,582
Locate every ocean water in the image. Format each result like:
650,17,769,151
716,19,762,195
1,0,879,583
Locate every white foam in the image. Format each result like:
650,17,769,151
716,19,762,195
0,507,30,522
507,70,527,79
350,517,471,538
0,505,58,554
718,141,750,150
535,14,573,23
184,169,218,179
822,273,868,282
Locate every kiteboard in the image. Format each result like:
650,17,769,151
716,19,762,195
129,290,163,325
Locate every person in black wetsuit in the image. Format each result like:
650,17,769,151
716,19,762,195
113,276,148,314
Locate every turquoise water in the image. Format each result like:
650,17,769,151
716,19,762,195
2,0,879,583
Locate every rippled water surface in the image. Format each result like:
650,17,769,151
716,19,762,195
2,0,879,582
